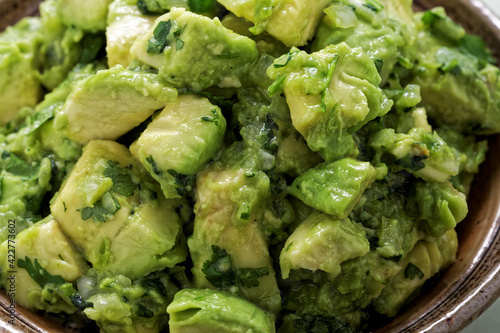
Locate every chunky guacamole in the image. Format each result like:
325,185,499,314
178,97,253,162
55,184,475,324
0,0,498,332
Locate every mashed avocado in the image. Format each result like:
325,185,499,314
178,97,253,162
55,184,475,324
0,0,497,332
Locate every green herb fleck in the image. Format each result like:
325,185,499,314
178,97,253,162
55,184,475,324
103,160,136,197
363,0,384,12
78,193,121,223
268,74,287,97
17,256,66,288
146,155,163,176
5,153,40,179
405,262,425,280
147,20,172,54
201,109,221,126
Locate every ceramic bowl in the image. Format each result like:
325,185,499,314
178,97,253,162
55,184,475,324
0,0,499,332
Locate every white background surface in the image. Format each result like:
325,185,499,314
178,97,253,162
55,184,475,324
462,2,500,333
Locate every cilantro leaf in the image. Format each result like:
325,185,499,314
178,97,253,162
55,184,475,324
188,0,216,14
26,105,55,135
237,267,269,288
405,262,425,280
146,155,163,176
293,314,355,333
17,256,66,288
5,153,40,179
80,33,106,64
103,160,136,197
363,0,384,12
200,109,221,126
167,169,194,196
147,20,172,54
268,74,287,97
202,245,236,289
201,245,270,289
78,193,121,223
459,34,496,65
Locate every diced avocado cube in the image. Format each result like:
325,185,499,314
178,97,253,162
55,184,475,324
0,216,89,313
130,7,258,90
369,127,460,182
56,65,177,144
188,167,281,314
218,0,331,47
413,181,468,237
289,158,377,218
106,0,157,68
280,212,370,279
267,42,392,161
58,0,113,32
51,140,186,279
372,229,458,316
167,289,276,333
0,18,43,125
130,94,226,198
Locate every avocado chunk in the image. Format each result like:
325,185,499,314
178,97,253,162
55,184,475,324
56,65,177,144
0,216,88,313
106,0,157,68
130,94,226,199
313,0,416,83
0,17,43,125
167,288,276,333
58,0,113,32
218,0,330,47
369,127,460,182
51,140,186,279
289,158,377,219
372,229,458,316
412,181,468,237
81,270,179,333
188,165,281,314
267,42,392,161
409,7,500,134
130,7,258,90
280,212,370,279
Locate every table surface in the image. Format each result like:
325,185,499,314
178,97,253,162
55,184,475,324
462,3,500,332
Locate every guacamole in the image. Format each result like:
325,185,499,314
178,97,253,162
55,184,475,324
0,0,497,332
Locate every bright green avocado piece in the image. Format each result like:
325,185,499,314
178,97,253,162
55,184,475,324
130,7,258,90
56,65,177,144
412,181,468,237
167,288,276,333
188,165,281,314
0,216,88,313
218,0,330,47
51,140,186,279
0,17,43,125
58,0,113,32
369,127,460,182
280,212,370,279
289,158,377,218
267,42,392,161
372,229,458,316
130,94,226,199
106,0,156,68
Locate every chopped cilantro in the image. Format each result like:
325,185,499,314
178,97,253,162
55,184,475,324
394,154,428,171
268,74,287,97
146,155,163,176
363,0,384,12
147,20,172,54
321,54,339,112
175,38,184,51
200,109,221,126
70,293,93,310
78,193,121,223
26,105,55,135
80,33,105,64
405,262,425,280
217,52,239,59
273,50,299,68
459,34,496,64
5,153,40,179
17,256,66,288
103,160,136,197
167,169,195,196
201,245,270,289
